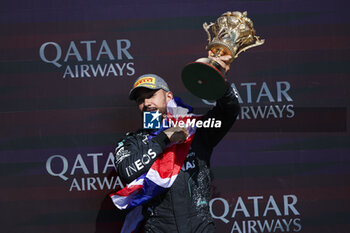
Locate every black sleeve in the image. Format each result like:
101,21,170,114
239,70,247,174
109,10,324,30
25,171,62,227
114,131,170,183
196,81,240,149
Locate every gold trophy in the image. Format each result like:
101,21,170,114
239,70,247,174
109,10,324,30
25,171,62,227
182,11,265,100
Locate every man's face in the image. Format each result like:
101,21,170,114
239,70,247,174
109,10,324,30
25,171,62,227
134,88,173,115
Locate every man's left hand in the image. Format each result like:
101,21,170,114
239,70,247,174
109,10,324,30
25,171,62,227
208,51,232,74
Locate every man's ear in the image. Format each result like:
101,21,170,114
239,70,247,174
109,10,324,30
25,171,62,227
166,91,174,103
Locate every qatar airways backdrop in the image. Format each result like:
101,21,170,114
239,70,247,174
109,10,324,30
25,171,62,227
0,0,349,232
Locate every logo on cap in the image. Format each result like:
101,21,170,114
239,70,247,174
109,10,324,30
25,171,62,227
134,77,155,88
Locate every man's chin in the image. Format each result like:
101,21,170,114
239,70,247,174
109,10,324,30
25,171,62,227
143,108,158,112
142,110,168,118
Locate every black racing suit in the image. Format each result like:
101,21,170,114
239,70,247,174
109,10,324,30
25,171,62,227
114,82,240,233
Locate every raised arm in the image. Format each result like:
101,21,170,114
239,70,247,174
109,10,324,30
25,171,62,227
196,81,240,149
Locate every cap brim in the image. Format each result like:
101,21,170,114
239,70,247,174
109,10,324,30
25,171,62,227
128,85,161,100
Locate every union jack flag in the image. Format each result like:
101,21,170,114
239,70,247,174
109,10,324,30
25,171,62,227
110,98,199,233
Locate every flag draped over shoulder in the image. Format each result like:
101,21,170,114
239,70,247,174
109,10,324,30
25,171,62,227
109,98,200,233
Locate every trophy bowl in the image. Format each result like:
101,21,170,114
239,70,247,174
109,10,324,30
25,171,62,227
182,11,265,100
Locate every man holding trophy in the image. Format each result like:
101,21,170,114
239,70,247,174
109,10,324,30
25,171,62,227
112,11,264,233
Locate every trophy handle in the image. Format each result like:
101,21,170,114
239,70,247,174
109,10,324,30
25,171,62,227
203,22,214,43
234,36,265,59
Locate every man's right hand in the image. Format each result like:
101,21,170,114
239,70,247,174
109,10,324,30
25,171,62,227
163,127,189,144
